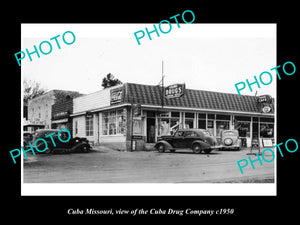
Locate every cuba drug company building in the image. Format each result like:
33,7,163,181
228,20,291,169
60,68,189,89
70,83,275,151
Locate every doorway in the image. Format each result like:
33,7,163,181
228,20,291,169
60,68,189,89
147,117,156,143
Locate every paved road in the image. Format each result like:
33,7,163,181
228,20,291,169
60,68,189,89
23,146,274,183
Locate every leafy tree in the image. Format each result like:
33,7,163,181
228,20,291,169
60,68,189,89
23,79,47,105
101,73,122,89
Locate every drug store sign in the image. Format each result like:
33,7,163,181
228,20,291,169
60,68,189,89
165,83,185,99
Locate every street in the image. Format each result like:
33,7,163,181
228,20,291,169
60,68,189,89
23,146,274,183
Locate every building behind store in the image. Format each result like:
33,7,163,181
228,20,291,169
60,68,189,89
26,90,82,131
71,83,275,151
51,95,78,134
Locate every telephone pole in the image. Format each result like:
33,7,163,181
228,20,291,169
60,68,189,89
161,60,164,109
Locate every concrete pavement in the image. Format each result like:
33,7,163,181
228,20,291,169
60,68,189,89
23,146,274,183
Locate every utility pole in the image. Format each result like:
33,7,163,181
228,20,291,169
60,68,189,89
161,60,164,109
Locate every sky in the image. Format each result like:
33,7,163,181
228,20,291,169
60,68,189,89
21,24,276,97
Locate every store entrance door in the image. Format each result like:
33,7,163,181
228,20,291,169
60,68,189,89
147,118,156,143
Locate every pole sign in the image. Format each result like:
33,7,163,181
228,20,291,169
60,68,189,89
165,83,185,99
256,95,274,113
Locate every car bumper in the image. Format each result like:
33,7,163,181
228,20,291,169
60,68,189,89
212,145,223,149
221,144,240,149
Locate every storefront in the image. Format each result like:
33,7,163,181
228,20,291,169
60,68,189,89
71,83,275,151
51,97,73,134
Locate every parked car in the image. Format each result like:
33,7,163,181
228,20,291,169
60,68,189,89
32,129,91,153
154,128,219,154
23,131,33,147
220,129,242,150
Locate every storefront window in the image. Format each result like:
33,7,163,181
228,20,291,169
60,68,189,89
158,111,180,136
133,119,143,134
216,121,229,137
198,113,206,129
102,109,127,135
85,116,93,136
260,123,274,138
184,112,194,128
109,111,116,135
159,118,170,135
216,114,230,137
207,120,214,136
235,122,250,138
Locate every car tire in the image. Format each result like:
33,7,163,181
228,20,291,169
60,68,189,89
81,145,90,153
192,143,202,154
44,147,52,154
170,149,175,153
156,143,165,153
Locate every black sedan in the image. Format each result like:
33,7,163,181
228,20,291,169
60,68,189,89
154,128,219,154
32,129,91,153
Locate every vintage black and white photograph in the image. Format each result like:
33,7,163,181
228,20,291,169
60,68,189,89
21,23,276,195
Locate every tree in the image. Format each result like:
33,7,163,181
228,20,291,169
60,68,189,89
23,79,47,105
101,73,122,89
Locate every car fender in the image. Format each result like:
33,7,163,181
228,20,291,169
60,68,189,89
35,140,51,150
154,140,173,150
191,140,210,150
71,142,91,152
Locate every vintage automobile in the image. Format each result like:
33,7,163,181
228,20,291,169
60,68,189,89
220,129,242,150
154,128,219,154
31,129,91,153
23,131,33,147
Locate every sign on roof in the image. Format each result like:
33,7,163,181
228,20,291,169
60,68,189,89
256,95,274,113
110,87,123,105
165,83,185,99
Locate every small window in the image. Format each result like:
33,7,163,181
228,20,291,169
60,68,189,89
185,112,194,118
86,116,94,136
171,112,180,118
208,114,215,119
75,121,78,135
260,117,274,123
147,111,156,118
235,116,251,121
198,113,206,119
216,114,230,120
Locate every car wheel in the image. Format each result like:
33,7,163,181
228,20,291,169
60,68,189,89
81,145,90,153
192,143,202,154
44,147,52,154
156,143,165,153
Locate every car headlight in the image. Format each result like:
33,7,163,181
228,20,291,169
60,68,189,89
224,138,233,146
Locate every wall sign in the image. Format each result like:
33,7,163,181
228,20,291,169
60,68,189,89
262,139,273,147
53,111,69,119
110,87,123,105
132,103,141,117
165,83,185,99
